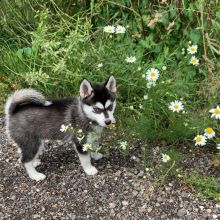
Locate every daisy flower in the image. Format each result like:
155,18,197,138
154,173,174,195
169,100,184,113
187,45,198,54
194,135,207,146
139,104,143,109
144,95,148,100
82,144,92,152
97,63,103,68
209,106,220,120
120,141,128,150
162,66,167,71
216,143,220,150
204,127,215,139
146,68,160,81
60,124,69,132
147,81,156,88
162,154,171,163
103,25,115,33
190,56,199,66
115,25,126,34
125,56,136,63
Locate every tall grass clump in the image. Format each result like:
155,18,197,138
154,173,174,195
0,0,220,148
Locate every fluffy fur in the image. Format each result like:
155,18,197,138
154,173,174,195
5,76,116,181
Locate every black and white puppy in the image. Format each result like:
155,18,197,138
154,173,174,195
5,76,116,181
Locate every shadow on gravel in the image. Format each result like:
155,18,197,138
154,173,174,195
37,143,136,174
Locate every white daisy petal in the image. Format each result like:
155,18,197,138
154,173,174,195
204,127,215,139
162,154,170,163
168,100,184,113
103,25,115,33
146,68,160,82
190,56,199,66
125,56,136,63
187,45,198,54
115,25,126,34
209,106,220,120
194,135,207,146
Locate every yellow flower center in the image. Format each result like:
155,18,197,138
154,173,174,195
192,59,197,63
196,136,202,142
191,48,196,51
206,127,213,134
214,109,220,114
150,72,156,77
173,104,179,110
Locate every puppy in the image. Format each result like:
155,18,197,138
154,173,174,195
5,76,116,181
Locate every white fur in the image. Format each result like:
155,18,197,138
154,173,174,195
44,101,52,106
32,159,41,168
24,161,46,181
77,153,98,175
105,100,112,108
95,102,104,109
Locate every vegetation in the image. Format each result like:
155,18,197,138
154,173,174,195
0,0,219,200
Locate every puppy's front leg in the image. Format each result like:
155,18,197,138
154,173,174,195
74,142,98,175
87,130,103,160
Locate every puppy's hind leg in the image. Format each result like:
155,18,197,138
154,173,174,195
32,141,44,168
20,138,46,181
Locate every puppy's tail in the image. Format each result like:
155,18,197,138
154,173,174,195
5,89,52,116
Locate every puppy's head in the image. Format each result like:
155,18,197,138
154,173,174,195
80,76,116,127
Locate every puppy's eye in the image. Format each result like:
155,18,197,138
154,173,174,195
93,107,102,113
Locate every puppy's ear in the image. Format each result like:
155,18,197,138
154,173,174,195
80,79,93,98
105,76,116,93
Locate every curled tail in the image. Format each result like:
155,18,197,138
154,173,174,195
5,89,52,116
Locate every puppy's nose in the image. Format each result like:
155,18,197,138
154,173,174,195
105,119,112,126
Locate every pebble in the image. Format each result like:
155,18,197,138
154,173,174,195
122,201,129,206
109,203,116,209
0,117,219,220
177,208,187,217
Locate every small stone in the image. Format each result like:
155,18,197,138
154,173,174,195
132,191,138,197
147,207,153,213
157,197,163,202
115,170,122,177
109,203,116,209
213,214,218,219
207,209,212,214
180,191,188,198
199,206,204,210
122,201,129,206
137,171,144,177
177,209,187,217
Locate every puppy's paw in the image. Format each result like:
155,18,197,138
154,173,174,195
91,152,103,160
29,172,46,181
84,166,98,175
33,159,41,167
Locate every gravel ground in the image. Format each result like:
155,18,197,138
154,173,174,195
0,117,219,220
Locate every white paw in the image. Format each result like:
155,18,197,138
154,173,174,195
32,159,41,167
29,172,46,181
91,152,103,160
84,166,98,175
